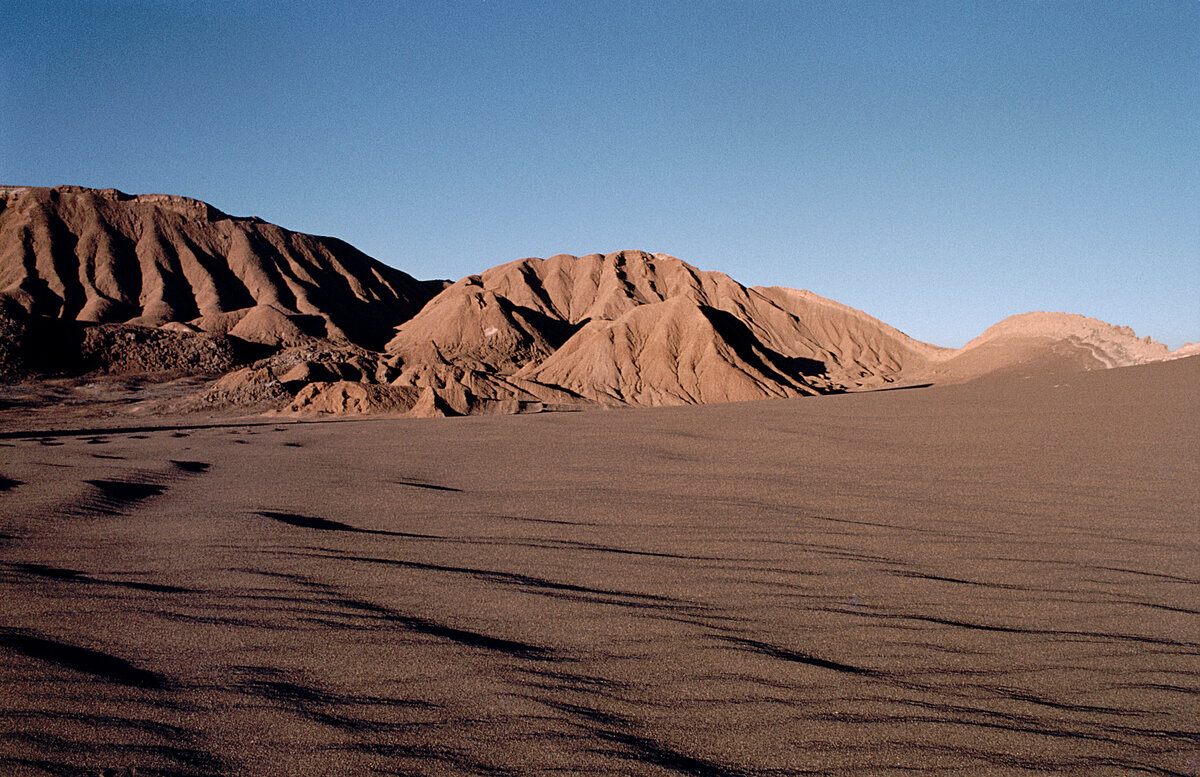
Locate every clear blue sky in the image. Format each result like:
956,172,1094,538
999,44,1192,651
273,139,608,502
2,1,1197,348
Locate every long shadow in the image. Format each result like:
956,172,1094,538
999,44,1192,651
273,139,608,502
83,479,166,515
597,729,752,777
0,628,170,689
395,480,461,492
258,511,360,532
234,665,437,733
388,614,557,660
257,511,444,539
542,538,745,562
721,635,881,677
535,697,751,777
908,614,1200,650
11,562,195,594
833,608,1200,651
868,382,934,392
227,569,584,662
887,569,1028,591
315,551,693,607
327,593,558,661
169,460,210,474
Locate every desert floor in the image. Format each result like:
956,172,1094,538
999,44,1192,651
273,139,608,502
1,358,1197,776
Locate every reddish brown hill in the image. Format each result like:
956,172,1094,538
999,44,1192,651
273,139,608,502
0,185,441,349
386,251,947,408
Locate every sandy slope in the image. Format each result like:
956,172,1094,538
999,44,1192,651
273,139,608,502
916,312,1180,383
0,356,1196,776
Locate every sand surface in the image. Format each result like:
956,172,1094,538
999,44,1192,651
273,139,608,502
1,358,1197,776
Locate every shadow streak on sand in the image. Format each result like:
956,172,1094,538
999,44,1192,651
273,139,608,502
0,418,369,441
83,479,166,515
10,562,195,594
395,479,462,492
170,460,211,474
0,628,169,690
387,614,558,661
256,511,444,539
302,550,699,611
234,665,440,734
721,635,881,677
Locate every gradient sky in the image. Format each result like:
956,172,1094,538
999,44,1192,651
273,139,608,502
2,1,1197,348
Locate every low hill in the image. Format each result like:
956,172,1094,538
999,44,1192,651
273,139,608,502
917,312,1178,382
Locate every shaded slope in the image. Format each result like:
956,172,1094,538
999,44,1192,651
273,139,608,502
754,287,950,382
0,186,441,349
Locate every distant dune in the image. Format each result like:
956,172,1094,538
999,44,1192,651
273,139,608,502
920,311,1180,382
0,186,1191,417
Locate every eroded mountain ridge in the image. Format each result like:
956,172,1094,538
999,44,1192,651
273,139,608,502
1,186,1189,416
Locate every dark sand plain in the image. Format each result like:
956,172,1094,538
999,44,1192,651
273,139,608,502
0,358,1197,776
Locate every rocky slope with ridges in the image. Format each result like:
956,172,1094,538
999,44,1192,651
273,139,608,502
1,186,1192,418
387,251,945,409
0,186,441,350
